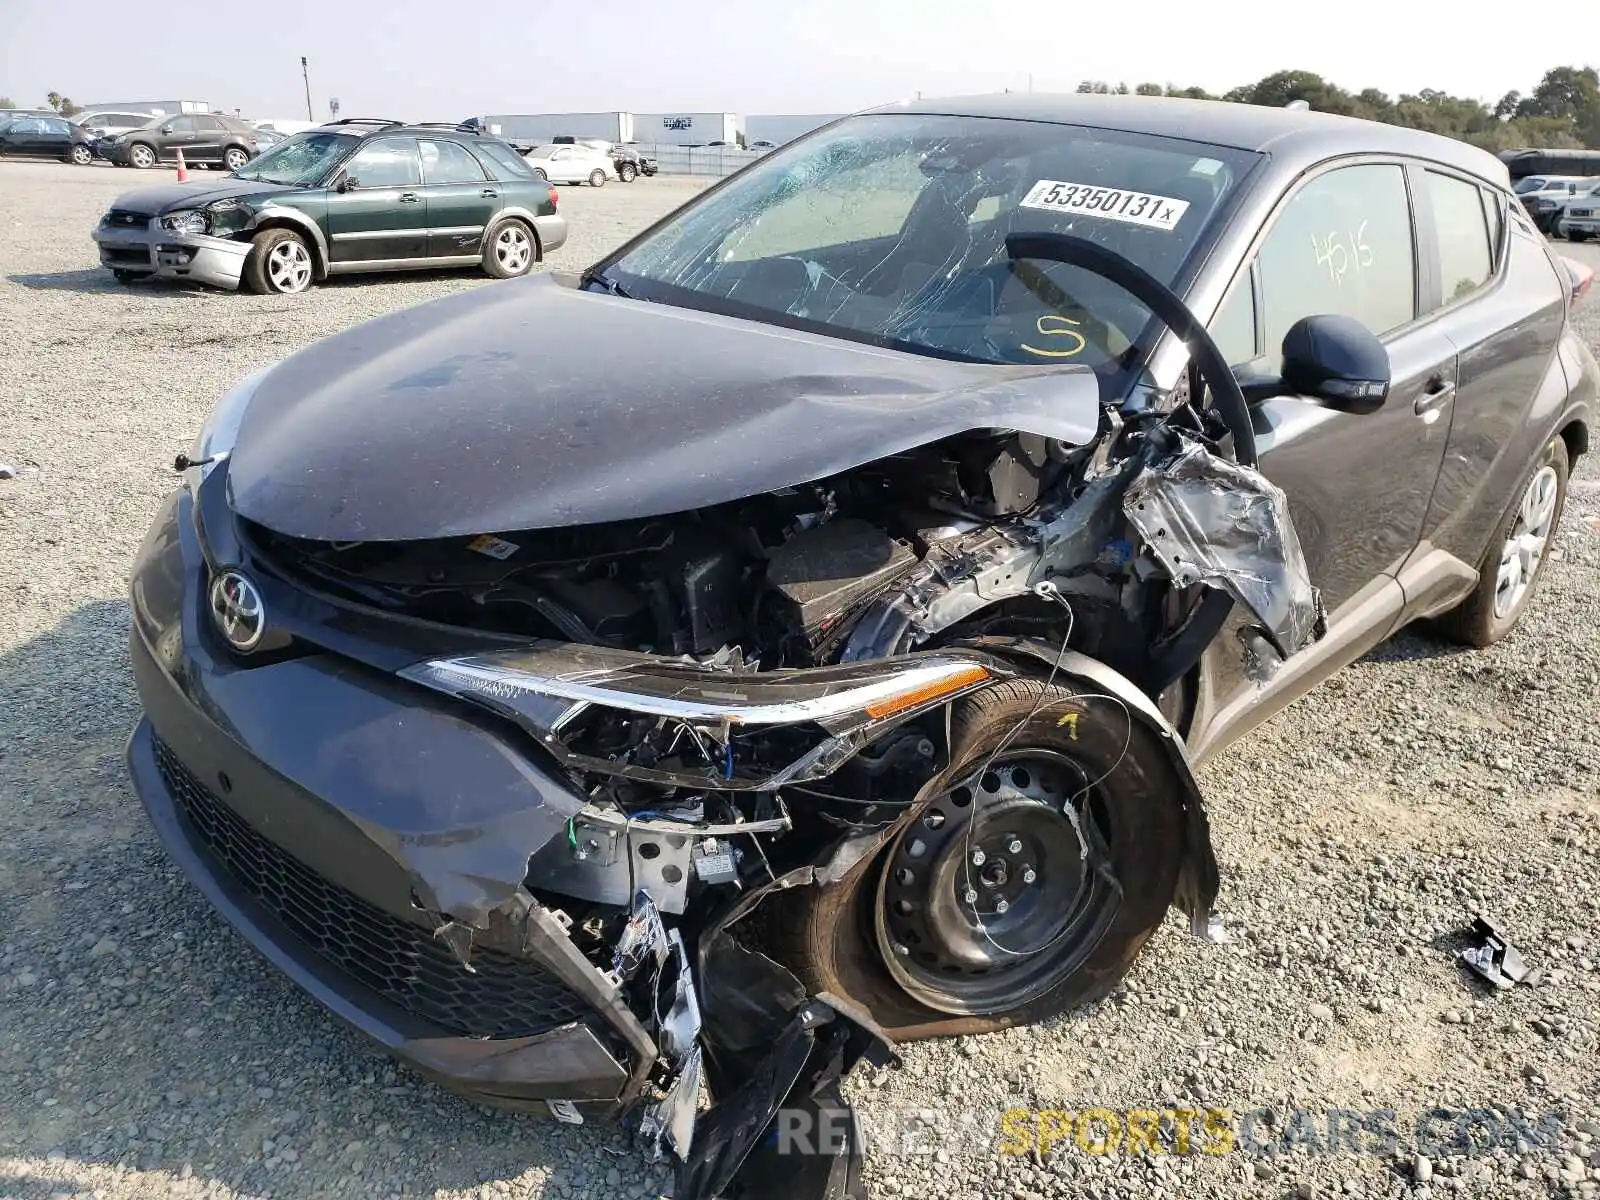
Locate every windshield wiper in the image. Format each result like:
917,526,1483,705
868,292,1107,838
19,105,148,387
581,267,633,299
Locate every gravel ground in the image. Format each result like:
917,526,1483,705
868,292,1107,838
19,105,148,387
1,160,1598,1200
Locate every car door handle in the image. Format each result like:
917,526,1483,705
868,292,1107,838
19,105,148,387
398,192,420,203
1414,377,1457,422
480,188,498,198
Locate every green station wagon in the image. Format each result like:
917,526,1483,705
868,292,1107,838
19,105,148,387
91,119,566,294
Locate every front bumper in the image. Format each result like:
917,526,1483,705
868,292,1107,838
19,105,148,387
93,219,250,289
125,491,642,1113
1559,211,1599,236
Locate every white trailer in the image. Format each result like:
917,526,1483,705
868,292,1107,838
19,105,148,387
633,112,740,146
472,112,633,149
744,114,844,146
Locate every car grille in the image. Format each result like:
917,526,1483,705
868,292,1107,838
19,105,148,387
101,247,149,266
152,736,594,1039
105,209,149,229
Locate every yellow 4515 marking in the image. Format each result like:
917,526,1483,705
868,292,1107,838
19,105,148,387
1021,314,1087,359
1056,711,1080,740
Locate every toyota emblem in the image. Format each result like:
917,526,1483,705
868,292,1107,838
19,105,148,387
209,570,265,652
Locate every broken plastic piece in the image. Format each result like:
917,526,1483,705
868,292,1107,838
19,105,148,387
1459,917,1542,990
657,929,703,1063
546,1098,584,1124
639,1043,703,1162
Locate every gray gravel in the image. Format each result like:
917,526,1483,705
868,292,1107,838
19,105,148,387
2,160,1599,1200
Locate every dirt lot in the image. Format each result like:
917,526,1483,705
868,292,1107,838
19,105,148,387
1,160,1598,1200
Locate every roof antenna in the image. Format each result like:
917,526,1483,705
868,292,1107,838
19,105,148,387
1284,99,1311,111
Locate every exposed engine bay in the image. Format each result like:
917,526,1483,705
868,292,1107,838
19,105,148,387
223,234,1335,1199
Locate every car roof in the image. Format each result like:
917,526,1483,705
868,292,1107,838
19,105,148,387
305,121,511,145
879,93,1510,186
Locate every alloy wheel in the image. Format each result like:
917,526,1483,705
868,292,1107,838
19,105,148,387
130,144,155,168
875,751,1120,1014
71,145,93,165
225,148,248,171
266,240,313,294
1493,464,1559,619
494,225,532,274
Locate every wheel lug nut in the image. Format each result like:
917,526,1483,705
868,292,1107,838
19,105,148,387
1007,838,1023,854
971,849,986,866
1022,867,1037,885
892,942,910,957
963,888,978,904
995,899,1010,914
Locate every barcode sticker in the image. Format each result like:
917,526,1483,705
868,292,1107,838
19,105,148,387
1019,180,1190,232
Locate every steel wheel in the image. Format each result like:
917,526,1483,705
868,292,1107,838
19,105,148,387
129,144,156,169
266,239,313,293
1493,464,1559,619
492,223,532,274
875,750,1120,1015
588,168,606,187
224,147,249,171
71,144,93,165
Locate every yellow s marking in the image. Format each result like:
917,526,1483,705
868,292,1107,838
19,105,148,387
1020,314,1087,359
1056,711,1080,740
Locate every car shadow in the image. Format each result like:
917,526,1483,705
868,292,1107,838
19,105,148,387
1358,624,1475,666
0,600,665,1199
7,268,137,294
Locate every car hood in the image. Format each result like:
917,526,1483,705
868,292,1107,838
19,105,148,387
228,274,1106,542
107,177,291,215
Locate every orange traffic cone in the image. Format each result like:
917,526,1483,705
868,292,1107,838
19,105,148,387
176,149,188,183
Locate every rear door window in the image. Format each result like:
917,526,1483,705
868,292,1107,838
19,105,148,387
473,140,535,180
1255,163,1416,364
1424,170,1493,305
419,139,487,184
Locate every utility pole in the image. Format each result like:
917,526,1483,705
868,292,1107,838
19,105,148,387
301,56,313,121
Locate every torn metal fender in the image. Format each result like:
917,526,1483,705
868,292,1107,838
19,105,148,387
957,636,1220,933
1123,436,1325,662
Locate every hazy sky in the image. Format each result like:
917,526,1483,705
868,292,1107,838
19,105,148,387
2,0,1579,121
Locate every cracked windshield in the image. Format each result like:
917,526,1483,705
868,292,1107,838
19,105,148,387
612,113,1259,366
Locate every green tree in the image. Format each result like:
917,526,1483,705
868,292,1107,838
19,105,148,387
0,96,14,108
1522,65,1600,119
1134,82,1165,96
44,91,79,116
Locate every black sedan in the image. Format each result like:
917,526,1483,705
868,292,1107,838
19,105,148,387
126,94,1594,1197
0,114,97,164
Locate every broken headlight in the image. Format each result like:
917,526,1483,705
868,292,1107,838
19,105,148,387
160,210,207,235
203,198,251,237
400,644,1002,790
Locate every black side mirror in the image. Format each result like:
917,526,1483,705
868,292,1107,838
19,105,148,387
1236,314,1391,414
160,124,173,135
337,175,358,192
1280,314,1391,414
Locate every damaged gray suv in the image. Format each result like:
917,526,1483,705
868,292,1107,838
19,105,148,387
127,94,1594,1198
